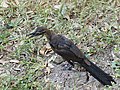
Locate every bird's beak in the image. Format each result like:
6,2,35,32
26,31,45,38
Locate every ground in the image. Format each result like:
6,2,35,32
0,0,120,90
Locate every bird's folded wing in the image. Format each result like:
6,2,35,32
55,35,91,66
69,43,91,66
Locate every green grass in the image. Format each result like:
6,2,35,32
0,0,120,89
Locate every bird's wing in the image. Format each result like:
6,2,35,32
63,36,91,66
50,35,91,65
70,43,91,66
61,35,85,58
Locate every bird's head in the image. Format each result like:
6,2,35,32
27,26,48,38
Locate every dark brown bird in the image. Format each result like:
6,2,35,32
28,26,116,86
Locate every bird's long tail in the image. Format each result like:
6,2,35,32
78,58,116,85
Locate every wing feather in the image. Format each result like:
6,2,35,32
50,35,91,65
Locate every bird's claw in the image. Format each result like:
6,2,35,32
61,63,73,70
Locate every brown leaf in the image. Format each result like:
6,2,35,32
40,47,47,55
39,44,53,56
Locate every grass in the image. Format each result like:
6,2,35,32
0,0,120,90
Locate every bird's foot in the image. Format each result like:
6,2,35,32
61,63,73,70
84,72,90,83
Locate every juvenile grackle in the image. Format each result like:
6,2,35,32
28,26,116,86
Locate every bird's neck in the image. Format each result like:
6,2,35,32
45,29,55,41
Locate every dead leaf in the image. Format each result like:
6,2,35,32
53,5,61,10
40,47,47,55
9,60,20,63
39,44,53,56
13,68,21,71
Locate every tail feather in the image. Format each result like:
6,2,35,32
78,59,116,85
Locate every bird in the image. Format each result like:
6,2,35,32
27,26,116,86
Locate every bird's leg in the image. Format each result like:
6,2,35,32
68,60,74,67
62,60,74,70
85,71,90,83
